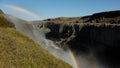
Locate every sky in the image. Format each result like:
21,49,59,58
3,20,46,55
0,0,120,21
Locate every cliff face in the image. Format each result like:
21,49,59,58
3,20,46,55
36,23,120,68
68,24,120,67
34,10,120,68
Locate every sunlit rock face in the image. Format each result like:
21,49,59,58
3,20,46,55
34,10,120,68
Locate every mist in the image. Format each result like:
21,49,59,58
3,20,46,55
4,15,78,68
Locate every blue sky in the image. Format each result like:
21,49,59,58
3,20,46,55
0,0,120,20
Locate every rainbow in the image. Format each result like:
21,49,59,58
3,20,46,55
69,48,79,68
68,47,98,68
3,4,42,20
3,4,98,68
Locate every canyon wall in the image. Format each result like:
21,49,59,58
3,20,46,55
33,10,120,68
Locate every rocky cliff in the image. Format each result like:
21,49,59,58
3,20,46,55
34,10,120,68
